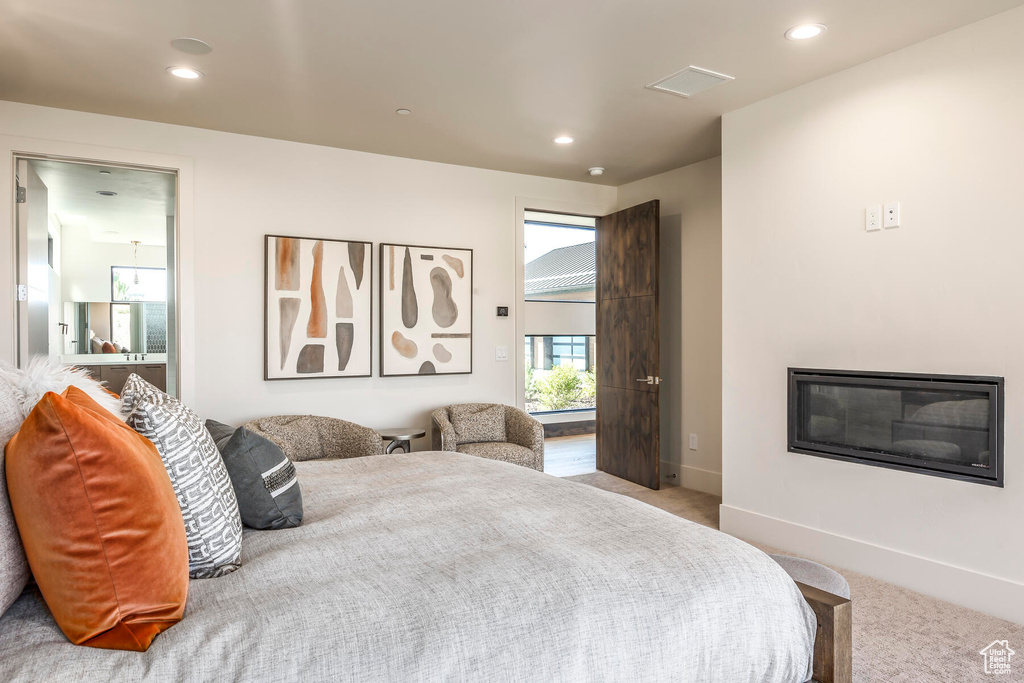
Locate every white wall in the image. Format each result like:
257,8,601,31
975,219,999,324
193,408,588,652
60,229,166,303
617,157,723,494
0,100,615,437
721,7,1024,621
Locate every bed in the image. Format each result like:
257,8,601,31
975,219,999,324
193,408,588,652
0,451,836,682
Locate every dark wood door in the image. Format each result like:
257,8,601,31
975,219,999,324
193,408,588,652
596,200,660,489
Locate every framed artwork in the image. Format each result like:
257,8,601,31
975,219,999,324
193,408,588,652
265,235,372,380
380,243,473,376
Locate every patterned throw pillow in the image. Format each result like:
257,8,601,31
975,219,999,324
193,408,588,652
122,374,242,579
449,404,507,444
206,420,303,530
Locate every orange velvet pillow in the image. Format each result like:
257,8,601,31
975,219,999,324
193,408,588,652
5,386,189,651
101,341,117,354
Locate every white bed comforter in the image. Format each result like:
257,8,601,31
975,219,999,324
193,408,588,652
0,451,815,682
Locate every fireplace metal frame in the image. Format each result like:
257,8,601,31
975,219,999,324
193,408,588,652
788,368,1004,487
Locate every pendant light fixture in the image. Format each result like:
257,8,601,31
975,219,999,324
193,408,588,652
127,240,143,300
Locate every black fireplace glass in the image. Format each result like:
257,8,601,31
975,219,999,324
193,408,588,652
788,369,1003,486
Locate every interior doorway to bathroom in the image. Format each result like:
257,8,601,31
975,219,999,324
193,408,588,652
14,155,179,396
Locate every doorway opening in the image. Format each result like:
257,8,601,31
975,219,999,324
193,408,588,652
522,210,597,477
14,155,180,396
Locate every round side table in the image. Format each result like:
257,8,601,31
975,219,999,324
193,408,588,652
378,427,427,454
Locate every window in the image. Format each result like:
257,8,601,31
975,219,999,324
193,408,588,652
109,302,168,354
525,335,595,372
524,335,596,413
552,336,590,370
110,266,168,354
110,304,132,350
524,211,596,302
111,266,166,302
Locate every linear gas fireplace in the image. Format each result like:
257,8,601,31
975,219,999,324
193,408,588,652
788,369,1003,486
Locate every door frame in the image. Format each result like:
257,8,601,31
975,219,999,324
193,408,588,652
514,196,616,413
2,137,195,405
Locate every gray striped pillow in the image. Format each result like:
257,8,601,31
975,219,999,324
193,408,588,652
123,375,242,579
205,420,303,531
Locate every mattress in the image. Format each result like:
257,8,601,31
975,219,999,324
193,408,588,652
0,451,815,682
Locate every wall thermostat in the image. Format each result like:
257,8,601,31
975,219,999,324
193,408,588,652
496,306,509,317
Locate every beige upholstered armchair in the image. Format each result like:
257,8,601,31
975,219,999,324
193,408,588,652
431,403,544,471
241,415,383,461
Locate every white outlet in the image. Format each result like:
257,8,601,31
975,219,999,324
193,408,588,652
865,205,881,232
688,433,698,450
494,346,508,362
884,201,901,229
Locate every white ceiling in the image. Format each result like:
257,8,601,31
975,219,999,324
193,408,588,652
2,0,1021,185
31,160,175,246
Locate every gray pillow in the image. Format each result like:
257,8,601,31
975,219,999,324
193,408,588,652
122,374,242,579
0,377,29,619
450,404,506,444
206,420,303,530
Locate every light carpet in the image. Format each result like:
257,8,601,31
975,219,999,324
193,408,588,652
566,471,1024,683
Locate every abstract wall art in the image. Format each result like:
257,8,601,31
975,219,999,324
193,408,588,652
380,243,472,376
265,235,372,379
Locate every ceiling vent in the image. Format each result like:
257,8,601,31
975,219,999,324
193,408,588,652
646,66,734,98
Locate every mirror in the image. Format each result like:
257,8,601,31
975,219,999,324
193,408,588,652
65,300,168,356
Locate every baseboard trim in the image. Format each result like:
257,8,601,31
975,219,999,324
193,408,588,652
678,465,722,496
720,504,1024,624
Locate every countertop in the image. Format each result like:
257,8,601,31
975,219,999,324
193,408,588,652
61,354,168,366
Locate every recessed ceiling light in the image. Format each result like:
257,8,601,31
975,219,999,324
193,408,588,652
396,108,411,115
96,191,118,197
588,167,605,176
167,66,203,79
170,37,213,55
785,24,827,40
554,136,574,144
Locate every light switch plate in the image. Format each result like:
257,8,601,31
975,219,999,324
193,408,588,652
865,205,881,232
884,201,900,228
688,434,698,450
494,346,508,362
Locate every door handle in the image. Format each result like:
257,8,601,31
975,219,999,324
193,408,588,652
635,376,662,385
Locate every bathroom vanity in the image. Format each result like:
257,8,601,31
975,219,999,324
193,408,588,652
63,354,168,395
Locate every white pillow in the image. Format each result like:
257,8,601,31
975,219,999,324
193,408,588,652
0,356,123,421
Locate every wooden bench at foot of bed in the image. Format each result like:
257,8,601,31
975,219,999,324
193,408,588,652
798,582,852,683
